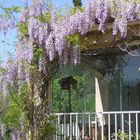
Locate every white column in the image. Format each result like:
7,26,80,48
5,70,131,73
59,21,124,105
95,77,103,112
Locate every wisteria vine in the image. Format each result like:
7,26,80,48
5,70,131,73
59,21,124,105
1,0,140,108
1,0,140,139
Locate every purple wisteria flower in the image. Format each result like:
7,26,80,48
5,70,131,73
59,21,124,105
39,56,47,74
12,129,20,140
1,0,140,94
95,0,109,32
6,61,17,86
0,18,9,37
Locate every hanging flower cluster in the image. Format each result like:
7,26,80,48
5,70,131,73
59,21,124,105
0,0,140,139
1,0,140,94
22,0,140,59
0,4,20,38
0,16,15,37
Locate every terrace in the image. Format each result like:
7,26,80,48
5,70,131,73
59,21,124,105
52,21,140,140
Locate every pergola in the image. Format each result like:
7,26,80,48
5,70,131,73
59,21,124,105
78,20,140,112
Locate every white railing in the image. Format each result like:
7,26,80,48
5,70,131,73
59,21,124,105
52,111,140,140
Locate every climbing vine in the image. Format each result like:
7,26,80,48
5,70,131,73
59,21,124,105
0,0,140,139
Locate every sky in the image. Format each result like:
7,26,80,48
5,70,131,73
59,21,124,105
0,0,74,7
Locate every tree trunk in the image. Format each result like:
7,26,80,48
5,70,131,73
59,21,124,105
28,75,36,140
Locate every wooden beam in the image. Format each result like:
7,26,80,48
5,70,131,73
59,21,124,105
80,20,140,52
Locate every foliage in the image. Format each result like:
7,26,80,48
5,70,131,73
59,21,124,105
37,115,56,140
0,84,29,139
66,34,81,46
52,64,95,113
73,0,82,7
111,130,136,140
17,22,28,38
0,0,140,139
